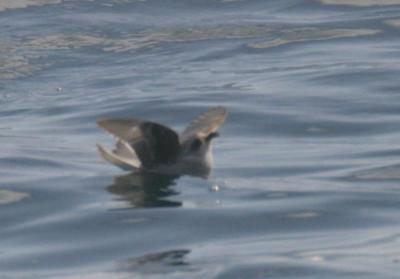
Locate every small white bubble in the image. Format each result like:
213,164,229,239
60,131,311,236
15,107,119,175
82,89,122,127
56,87,63,91
210,184,220,192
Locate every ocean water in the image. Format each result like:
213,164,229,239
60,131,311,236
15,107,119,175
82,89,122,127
2,0,400,278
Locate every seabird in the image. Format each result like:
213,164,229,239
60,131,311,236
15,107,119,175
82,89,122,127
96,106,228,178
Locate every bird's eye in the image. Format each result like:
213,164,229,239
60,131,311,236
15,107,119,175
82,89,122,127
190,138,202,151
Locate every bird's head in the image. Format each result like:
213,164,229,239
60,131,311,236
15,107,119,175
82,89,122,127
183,132,219,158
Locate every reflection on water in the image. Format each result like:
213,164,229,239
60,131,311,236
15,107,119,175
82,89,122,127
25,26,382,53
249,28,380,49
214,263,349,279
106,173,181,208
386,19,400,27
351,164,400,180
0,0,61,11
119,250,191,274
0,22,384,80
25,24,276,53
0,189,29,205
319,0,400,6
0,55,42,80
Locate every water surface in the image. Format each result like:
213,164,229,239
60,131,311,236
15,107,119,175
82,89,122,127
2,0,400,278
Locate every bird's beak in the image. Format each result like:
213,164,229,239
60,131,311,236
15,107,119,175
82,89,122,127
205,132,219,142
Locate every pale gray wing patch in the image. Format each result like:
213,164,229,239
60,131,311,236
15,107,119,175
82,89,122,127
113,139,139,161
97,119,143,143
96,143,140,171
180,106,228,143
97,119,181,169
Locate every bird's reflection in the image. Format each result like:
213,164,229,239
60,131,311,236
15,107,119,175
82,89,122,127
106,172,182,208
118,249,192,274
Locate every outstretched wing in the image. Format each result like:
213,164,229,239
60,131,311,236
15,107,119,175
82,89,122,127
96,140,140,171
180,106,228,142
97,118,181,168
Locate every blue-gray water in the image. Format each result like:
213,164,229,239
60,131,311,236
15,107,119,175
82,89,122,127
2,0,400,278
